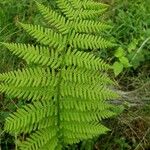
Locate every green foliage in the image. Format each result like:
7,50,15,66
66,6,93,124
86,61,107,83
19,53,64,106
110,0,150,70
113,62,123,77
113,47,131,76
0,0,119,149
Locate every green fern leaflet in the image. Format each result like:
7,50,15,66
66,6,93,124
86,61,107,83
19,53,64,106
0,0,119,149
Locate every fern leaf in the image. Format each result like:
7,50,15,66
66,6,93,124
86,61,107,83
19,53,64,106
36,2,69,34
74,20,111,34
61,109,115,123
70,33,113,49
22,116,56,134
60,81,118,101
78,9,107,20
39,137,61,150
4,100,56,134
61,67,114,85
1,43,61,67
19,127,58,150
0,83,55,101
19,23,65,48
82,1,108,10
56,0,76,20
63,123,110,144
60,97,113,112
0,67,57,101
0,67,57,87
65,48,111,70
68,0,82,9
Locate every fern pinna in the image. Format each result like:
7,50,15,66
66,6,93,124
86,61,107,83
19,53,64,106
0,0,118,149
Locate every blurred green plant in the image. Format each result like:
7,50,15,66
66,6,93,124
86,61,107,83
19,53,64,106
109,0,150,73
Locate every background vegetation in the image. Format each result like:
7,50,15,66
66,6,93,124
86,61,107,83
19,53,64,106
0,0,150,149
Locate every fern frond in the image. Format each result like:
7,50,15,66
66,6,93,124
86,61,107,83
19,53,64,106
0,83,55,101
61,67,114,85
82,1,108,10
0,67,57,87
63,122,110,135
61,108,115,123
36,2,69,34
1,43,61,67
22,116,56,134
56,0,76,20
68,0,82,9
65,48,111,70
60,81,118,101
70,33,113,49
63,123,110,144
5,100,56,134
78,9,106,20
0,1,119,149
60,97,113,112
0,67,57,100
74,20,111,34
19,127,58,150
39,137,61,150
19,23,65,48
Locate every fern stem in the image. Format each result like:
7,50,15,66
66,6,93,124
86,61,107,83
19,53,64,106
15,134,18,150
55,28,74,146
